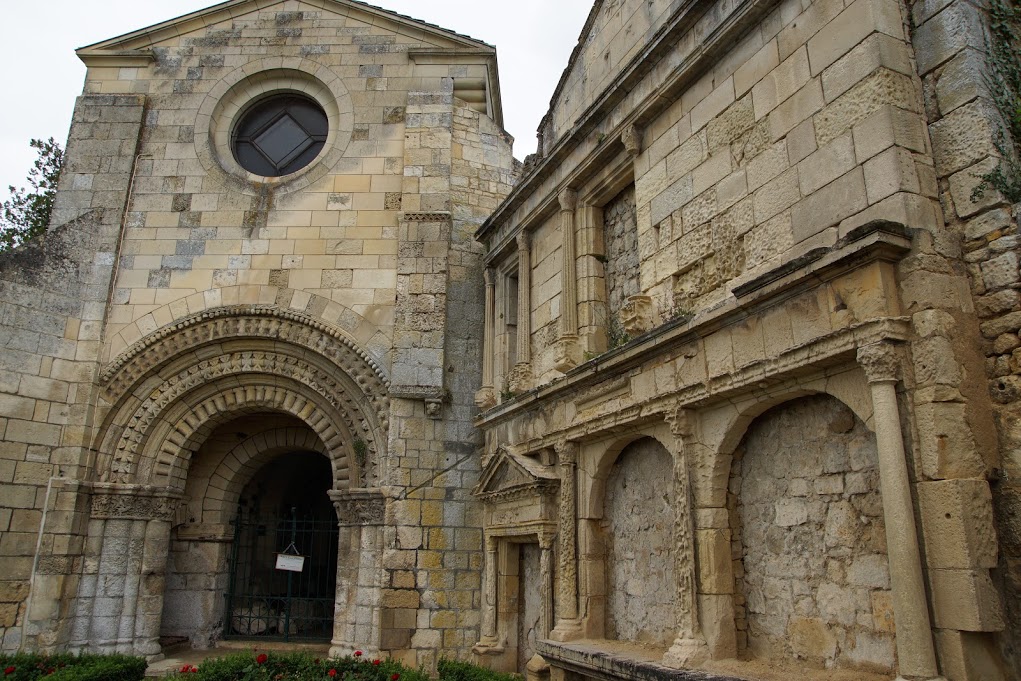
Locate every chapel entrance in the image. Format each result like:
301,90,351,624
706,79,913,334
223,451,338,642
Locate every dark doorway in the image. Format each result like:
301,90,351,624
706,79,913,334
224,451,338,642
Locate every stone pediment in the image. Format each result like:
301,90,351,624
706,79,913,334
474,448,558,502
76,0,494,64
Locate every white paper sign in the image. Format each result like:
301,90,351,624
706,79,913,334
275,553,305,572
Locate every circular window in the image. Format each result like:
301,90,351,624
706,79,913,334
231,94,329,177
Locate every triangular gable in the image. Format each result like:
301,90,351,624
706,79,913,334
76,0,493,58
474,447,558,499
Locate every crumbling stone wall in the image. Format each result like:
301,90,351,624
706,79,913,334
910,0,1021,672
730,395,894,673
602,185,639,325
602,437,676,646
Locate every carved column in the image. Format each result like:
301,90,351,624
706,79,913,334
475,535,501,651
539,532,555,639
476,267,497,409
510,233,532,392
550,440,582,640
329,490,385,657
857,343,943,680
554,189,582,372
662,407,710,668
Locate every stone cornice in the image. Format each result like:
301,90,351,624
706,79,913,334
475,225,913,437
476,0,780,247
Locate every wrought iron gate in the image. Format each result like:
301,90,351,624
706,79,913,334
224,507,338,641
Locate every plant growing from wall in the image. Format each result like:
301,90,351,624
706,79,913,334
973,0,1021,203
0,138,64,252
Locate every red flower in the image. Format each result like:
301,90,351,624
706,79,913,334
354,650,363,657
329,670,337,678
256,653,269,665
181,665,190,673
373,660,381,666
4,668,14,676
392,674,400,680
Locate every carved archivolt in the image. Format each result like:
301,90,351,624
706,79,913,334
98,307,390,488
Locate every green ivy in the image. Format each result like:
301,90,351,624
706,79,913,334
973,0,1021,203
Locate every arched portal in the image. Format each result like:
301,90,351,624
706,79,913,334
160,416,339,646
71,307,390,657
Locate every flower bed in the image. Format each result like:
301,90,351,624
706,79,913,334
0,653,146,680
163,651,430,681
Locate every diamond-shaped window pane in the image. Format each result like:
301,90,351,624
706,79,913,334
253,114,313,170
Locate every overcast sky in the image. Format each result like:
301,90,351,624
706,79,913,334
0,0,592,204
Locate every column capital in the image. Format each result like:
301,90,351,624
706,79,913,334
484,267,495,287
558,188,578,212
665,404,696,441
555,440,579,466
857,342,900,384
516,232,530,251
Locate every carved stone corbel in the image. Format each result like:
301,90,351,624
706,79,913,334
621,294,654,336
621,124,642,158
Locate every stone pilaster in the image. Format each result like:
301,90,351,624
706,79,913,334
550,440,581,641
661,407,710,668
330,490,386,658
857,343,944,681
475,535,501,652
539,532,555,639
476,268,497,409
509,233,532,393
554,190,581,372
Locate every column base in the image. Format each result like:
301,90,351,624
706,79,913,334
661,634,710,668
548,619,584,642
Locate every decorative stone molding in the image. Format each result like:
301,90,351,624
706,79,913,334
620,124,642,157
101,306,389,403
102,351,380,487
329,489,385,526
401,211,451,222
88,483,184,521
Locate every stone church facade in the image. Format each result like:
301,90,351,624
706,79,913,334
0,0,1018,680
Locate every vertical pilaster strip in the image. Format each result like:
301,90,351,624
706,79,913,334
554,191,582,372
857,343,941,680
539,534,555,639
551,440,579,639
481,535,499,644
510,233,532,391
662,407,710,667
475,268,497,409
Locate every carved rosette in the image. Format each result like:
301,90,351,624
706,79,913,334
329,489,385,526
857,342,900,384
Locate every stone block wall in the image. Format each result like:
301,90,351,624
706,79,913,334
910,0,1021,673
0,94,146,652
730,395,894,672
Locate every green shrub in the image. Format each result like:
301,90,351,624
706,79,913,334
437,658,520,681
0,653,145,681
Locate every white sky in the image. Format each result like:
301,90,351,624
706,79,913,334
0,0,592,202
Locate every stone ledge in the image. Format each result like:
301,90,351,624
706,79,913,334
535,640,744,681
